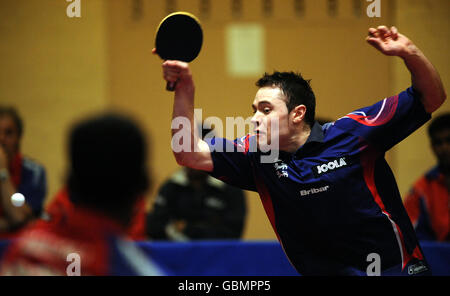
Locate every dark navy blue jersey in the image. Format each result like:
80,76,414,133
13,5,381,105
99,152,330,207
206,87,431,275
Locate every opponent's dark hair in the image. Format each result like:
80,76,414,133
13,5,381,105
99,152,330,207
67,113,150,219
428,113,450,139
0,106,24,137
256,71,316,127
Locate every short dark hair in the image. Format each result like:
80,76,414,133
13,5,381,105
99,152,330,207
256,71,316,127
67,113,150,216
0,106,24,137
428,113,450,139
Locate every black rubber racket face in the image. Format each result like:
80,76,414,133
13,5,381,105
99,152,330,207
155,12,203,62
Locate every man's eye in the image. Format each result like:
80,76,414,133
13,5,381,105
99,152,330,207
263,108,271,114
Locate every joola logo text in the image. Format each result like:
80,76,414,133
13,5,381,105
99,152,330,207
313,158,348,176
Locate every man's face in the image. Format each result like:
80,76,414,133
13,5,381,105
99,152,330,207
251,87,292,151
0,115,20,159
431,128,450,169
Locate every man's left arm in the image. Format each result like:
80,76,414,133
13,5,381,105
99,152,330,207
366,25,446,113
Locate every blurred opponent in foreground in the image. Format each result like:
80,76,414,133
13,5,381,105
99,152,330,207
0,113,165,275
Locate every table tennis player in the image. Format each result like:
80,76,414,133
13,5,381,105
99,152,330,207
158,26,446,275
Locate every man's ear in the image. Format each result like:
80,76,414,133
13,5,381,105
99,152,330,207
292,105,307,124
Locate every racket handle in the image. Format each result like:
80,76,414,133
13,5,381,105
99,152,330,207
166,81,177,91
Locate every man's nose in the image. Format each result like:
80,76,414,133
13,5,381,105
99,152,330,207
251,113,260,128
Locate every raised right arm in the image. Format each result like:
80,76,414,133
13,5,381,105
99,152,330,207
162,60,213,172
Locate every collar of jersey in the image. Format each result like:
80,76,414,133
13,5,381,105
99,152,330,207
294,121,325,157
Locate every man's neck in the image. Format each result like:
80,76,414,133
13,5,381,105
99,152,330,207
283,124,312,154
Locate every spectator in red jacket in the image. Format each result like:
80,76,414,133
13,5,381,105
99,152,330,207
404,113,450,241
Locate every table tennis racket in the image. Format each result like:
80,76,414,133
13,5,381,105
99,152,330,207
155,12,203,91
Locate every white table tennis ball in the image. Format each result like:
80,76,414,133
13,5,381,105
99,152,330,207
11,193,25,207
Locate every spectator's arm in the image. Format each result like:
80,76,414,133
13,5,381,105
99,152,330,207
0,217,9,232
403,188,421,227
146,184,175,240
403,185,436,241
0,173,33,230
0,148,33,231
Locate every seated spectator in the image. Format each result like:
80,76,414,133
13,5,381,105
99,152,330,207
0,113,165,275
0,106,47,239
147,167,247,241
404,113,450,242
147,126,247,241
